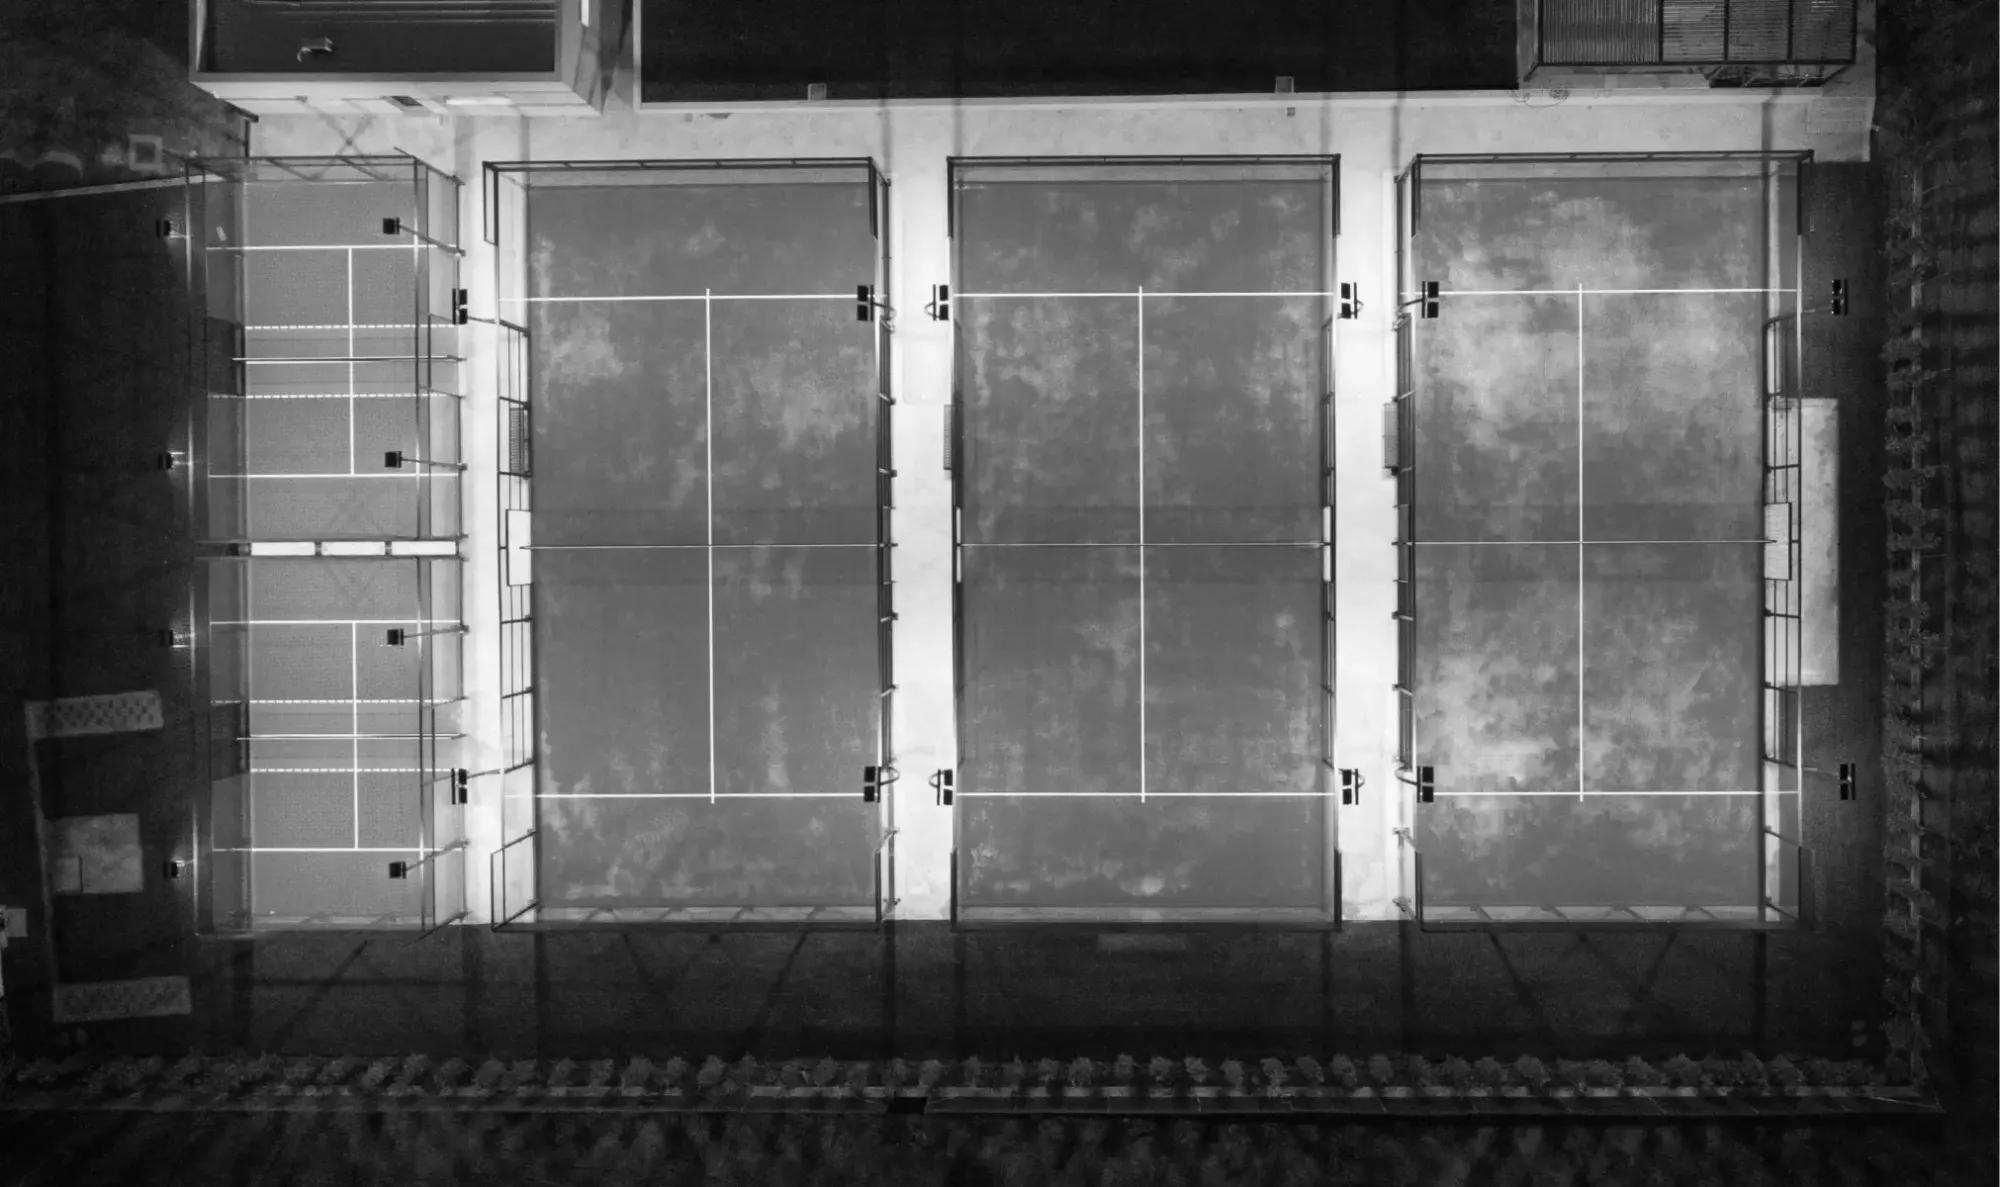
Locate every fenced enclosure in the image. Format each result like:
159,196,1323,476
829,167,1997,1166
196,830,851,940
483,160,896,930
1534,0,1858,72
191,156,464,544
1389,152,1814,931
188,155,469,934
200,556,466,931
946,156,1342,926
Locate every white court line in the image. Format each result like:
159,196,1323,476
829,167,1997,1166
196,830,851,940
246,324,428,331
508,293,857,303
210,244,424,253
539,793,856,800
1440,287,1800,296
213,620,457,626
1137,286,1146,805
248,698,423,704
956,791,1329,798
214,847,435,853
1413,539,1769,547
963,540,1320,549
238,356,433,364
1435,789,1773,798
525,542,874,551
346,248,355,475
249,768,424,774
210,473,424,480
217,393,434,401
351,622,360,847
942,790,1783,801
952,287,1802,300
705,288,717,807
957,290,1341,300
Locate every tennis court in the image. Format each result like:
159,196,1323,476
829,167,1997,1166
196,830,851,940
193,157,468,931
950,158,1339,924
489,161,894,925
1392,153,1810,926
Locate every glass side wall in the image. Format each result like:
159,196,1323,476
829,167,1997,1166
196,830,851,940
189,155,468,934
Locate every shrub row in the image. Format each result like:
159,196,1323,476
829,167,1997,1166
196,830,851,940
1872,64,1952,1087
0,1051,1889,1099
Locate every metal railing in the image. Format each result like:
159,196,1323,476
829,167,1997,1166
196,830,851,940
1537,0,1858,69
1391,163,1419,778
1389,156,1813,933
496,319,533,781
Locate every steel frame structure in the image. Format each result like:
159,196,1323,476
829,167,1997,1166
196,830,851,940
186,154,469,938
1535,0,1859,72
482,158,896,932
945,155,1343,930
1390,151,1816,933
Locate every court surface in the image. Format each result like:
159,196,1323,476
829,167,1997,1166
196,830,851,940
196,160,467,928
952,159,1339,920
1404,156,1803,913
521,165,888,916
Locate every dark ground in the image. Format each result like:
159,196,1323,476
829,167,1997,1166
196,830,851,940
0,1109,1989,1186
638,0,1518,103
1871,0,2000,1169
0,0,1993,1183
0,0,246,194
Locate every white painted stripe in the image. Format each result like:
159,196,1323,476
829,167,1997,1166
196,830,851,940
209,244,425,252
346,248,356,475
705,288,717,806
526,542,874,550
946,789,1795,800
216,392,438,400
1434,789,1775,798
1440,287,1799,296
955,790,1330,798
248,768,425,774
509,293,858,303
1137,286,1146,805
247,696,419,705
538,792,856,800
957,290,1342,299
962,540,1320,549
212,620,459,626
214,847,436,853
350,622,360,847
0,174,224,205
1413,539,1768,546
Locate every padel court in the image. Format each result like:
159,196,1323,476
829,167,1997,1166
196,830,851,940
194,156,469,932
488,161,894,926
950,159,1341,924
184,148,1828,936
1391,153,1812,928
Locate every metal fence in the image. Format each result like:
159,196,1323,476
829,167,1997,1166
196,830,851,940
1537,0,1858,68
1390,153,1814,932
187,154,468,935
1391,166,1418,780
1760,311,1811,928
483,159,896,930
